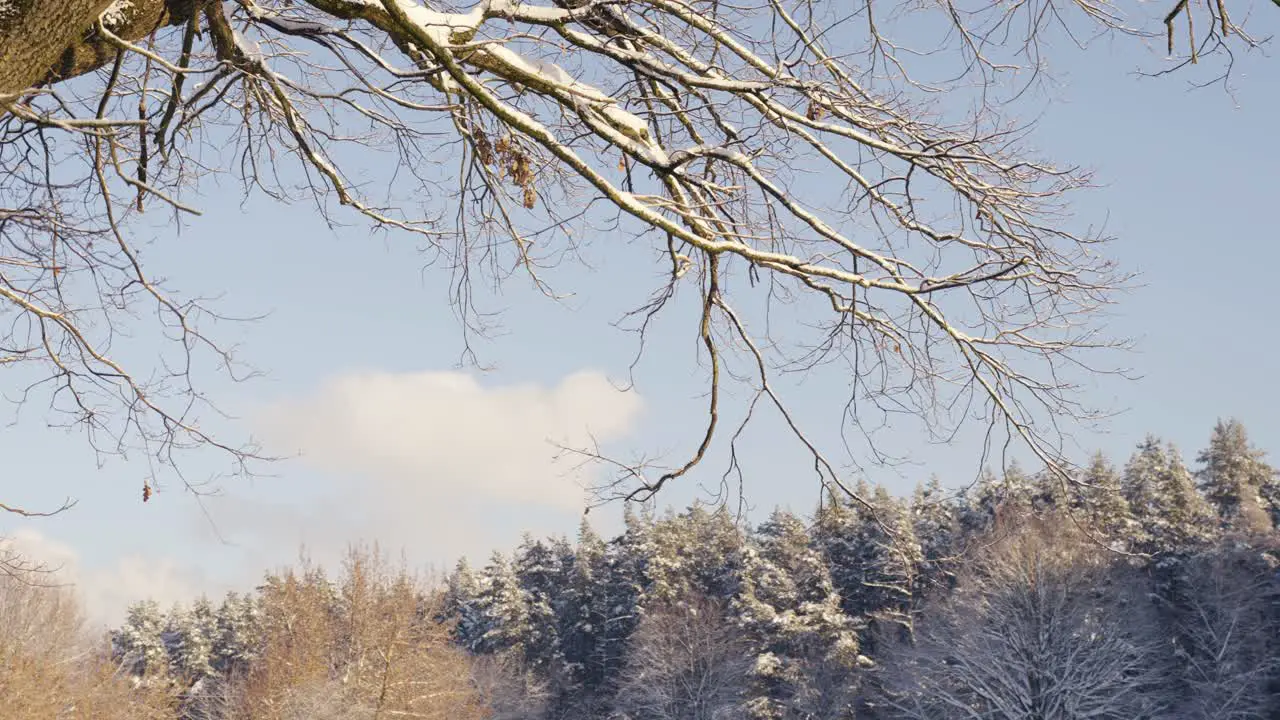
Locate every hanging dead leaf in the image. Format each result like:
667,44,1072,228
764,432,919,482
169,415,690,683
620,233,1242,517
475,129,494,166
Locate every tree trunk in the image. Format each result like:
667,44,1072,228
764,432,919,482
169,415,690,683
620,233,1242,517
0,0,193,100
0,0,113,97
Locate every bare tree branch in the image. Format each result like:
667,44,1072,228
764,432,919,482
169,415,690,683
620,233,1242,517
0,0,1261,515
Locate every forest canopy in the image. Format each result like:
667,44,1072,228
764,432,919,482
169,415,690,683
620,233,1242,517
0,417,1261,720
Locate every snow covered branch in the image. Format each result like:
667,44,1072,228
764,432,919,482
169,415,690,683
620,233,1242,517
0,0,1200,509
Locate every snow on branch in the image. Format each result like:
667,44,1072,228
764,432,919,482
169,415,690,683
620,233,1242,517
0,0,1147,509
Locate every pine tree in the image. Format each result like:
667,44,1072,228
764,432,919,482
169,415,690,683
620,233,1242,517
112,599,170,679
211,590,260,676
166,597,217,681
473,551,530,657
559,519,611,695
1153,443,1219,555
647,504,748,608
910,476,960,602
736,509,862,720
1000,462,1038,513
1195,419,1277,533
817,486,921,644
813,481,867,618
1028,471,1060,514
1123,438,1218,557
597,504,654,680
863,487,923,642
513,534,573,681
1071,452,1140,549
954,466,1034,540
442,557,486,651
1122,438,1162,536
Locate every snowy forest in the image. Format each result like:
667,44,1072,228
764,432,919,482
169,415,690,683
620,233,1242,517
1,0,1277,716
4,418,1279,720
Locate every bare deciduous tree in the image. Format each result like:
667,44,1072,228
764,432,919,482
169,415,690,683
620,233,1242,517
1166,549,1280,720
613,595,751,720
469,652,553,720
230,546,489,720
0,0,1270,514
876,516,1171,720
0,567,176,720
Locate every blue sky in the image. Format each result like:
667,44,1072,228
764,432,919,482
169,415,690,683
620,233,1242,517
1,8,1278,626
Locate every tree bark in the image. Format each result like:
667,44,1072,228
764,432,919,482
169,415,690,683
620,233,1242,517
0,0,113,97
0,0,194,100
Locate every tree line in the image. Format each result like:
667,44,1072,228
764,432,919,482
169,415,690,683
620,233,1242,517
6,418,1278,719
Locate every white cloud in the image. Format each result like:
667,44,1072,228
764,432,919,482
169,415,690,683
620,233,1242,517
0,370,640,628
2,529,79,577
236,369,643,569
1,529,206,629
85,555,209,626
258,369,642,509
